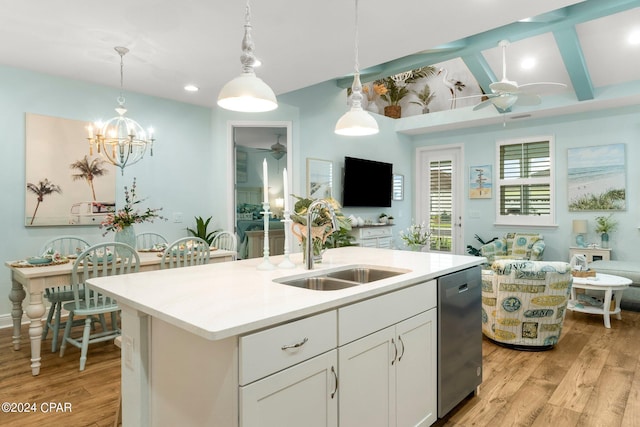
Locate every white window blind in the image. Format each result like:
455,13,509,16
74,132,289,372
429,160,452,252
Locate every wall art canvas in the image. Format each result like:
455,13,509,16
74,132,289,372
568,143,626,211
469,165,492,199
25,113,116,226
306,158,333,199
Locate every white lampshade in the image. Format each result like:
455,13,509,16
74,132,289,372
492,94,518,110
572,219,588,234
217,72,278,112
335,108,379,136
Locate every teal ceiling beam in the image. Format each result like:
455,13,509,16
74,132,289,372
553,27,594,101
460,53,496,94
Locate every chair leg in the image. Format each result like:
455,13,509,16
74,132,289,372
59,311,74,357
79,317,92,371
99,314,108,332
42,301,55,341
51,302,63,352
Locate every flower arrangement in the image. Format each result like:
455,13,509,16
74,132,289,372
362,83,388,102
290,196,353,253
400,222,431,248
100,178,165,235
594,214,617,234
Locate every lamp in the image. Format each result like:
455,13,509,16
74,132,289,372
572,219,588,248
87,47,155,175
492,93,518,111
217,1,278,112
334,0,379,136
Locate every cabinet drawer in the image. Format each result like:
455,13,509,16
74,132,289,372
239,310,337,385
338,281,436,346
360,227,392,238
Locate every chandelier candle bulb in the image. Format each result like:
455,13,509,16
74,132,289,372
283,168,289,212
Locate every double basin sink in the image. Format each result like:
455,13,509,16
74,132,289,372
275,265,411,291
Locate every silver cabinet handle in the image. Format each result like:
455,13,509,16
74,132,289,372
398,335,405,362
391,338,398,365
331,366,338,399
281,337,308,351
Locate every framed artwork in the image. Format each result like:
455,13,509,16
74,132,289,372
25,113,116,226
392,174,404,201
568,143,626,211
306,158,333,199
236,150,248,183
469,165,492,199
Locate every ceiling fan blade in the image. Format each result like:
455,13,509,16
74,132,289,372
452,93,490,101
473,99,496,111
514,93,542,106
518,82,567,90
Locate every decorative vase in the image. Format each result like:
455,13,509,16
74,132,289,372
409,244,425,252
601,232,609,249
291,222,329,264
367,101,379,114
301,236,324,264
384,105,401,119
115,225,136,250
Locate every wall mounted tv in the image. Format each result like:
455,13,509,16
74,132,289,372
342,156,393,207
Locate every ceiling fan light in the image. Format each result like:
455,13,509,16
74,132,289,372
493,94,518,110
217,72,278,112
335,108,379,136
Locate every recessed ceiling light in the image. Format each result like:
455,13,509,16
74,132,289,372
628,30,640,45
520,57,536,70
184,84,199,92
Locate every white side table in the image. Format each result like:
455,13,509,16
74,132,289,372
569,273,631,328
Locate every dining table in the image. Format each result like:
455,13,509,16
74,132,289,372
5,248,236,376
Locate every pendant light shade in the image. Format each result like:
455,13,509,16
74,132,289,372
217,1,278,113
335,0,378,136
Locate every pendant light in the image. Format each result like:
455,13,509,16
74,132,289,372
335,0,379,136
217,0,278,112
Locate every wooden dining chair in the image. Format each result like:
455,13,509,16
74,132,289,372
135,232,168,250
59,242,139,371
211,231,238,260
160,237,210,269
39,235,91,352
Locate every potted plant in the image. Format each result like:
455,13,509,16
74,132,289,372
378,213,388,224
410,84,435,114
387,215,394,225
594,214,617,248
186,216,220,245
376,66,437,119
400,221,431,251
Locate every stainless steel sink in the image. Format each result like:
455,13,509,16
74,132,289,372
275,265,411,291
277,276,357,291
325,266,410,283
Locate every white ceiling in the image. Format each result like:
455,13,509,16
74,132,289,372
1,0,597,108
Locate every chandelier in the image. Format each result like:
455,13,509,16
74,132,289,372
87,47,155,174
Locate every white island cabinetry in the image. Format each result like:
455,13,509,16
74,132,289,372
88,247,485,427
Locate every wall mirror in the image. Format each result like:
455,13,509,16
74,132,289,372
392,174,404,201
306,158,333,199
229,121,292,260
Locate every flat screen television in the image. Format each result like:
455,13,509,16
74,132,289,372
342,156,393,207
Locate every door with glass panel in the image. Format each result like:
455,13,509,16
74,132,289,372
416,146,463,254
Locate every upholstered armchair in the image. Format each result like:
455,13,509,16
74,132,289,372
481,260,572,350
479,232,545,264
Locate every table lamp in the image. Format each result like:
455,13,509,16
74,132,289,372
572,219,588,248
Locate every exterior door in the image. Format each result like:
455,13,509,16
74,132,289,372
416,146,464,254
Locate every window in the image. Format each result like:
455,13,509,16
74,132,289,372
496,136,555,226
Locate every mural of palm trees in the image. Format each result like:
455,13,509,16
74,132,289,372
26,179,62,225
70,155,108,201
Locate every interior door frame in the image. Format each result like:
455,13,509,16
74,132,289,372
415,144,464,255
226,120,293,233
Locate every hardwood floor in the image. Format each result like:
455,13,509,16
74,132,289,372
1,309,639,426
0,322,120,426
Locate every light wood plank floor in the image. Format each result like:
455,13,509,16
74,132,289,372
1,309,639,426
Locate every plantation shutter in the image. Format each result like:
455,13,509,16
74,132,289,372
429,160,452,252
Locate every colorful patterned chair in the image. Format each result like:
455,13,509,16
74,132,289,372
479,232,545,264
481,260,572,350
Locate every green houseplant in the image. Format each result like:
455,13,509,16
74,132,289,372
410,84,435,114
594,214,617,248
187,216,220,245
376,66,437,119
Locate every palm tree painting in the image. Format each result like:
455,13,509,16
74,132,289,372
70,155,108,201
26,179,62,225
25,113,116,226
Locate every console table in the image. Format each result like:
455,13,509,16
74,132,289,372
569,246,611,263
348,225,393,248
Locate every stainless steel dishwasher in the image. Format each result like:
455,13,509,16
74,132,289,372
437,265,483,418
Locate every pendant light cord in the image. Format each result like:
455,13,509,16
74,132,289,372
354,0,360,75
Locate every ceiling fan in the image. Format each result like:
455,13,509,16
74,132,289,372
471,40,567,111
256,134,287,160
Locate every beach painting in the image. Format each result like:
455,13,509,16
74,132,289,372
469,165,492,199
568,143,626,211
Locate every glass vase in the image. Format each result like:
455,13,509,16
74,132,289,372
301,236,324,264
601,232,609,249
115,225,136,250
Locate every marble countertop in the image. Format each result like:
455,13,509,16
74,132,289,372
88,247,485,341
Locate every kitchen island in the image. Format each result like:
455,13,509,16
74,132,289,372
88,247,485,426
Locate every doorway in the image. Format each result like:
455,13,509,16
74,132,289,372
415,145,464,254
227,121,292,259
